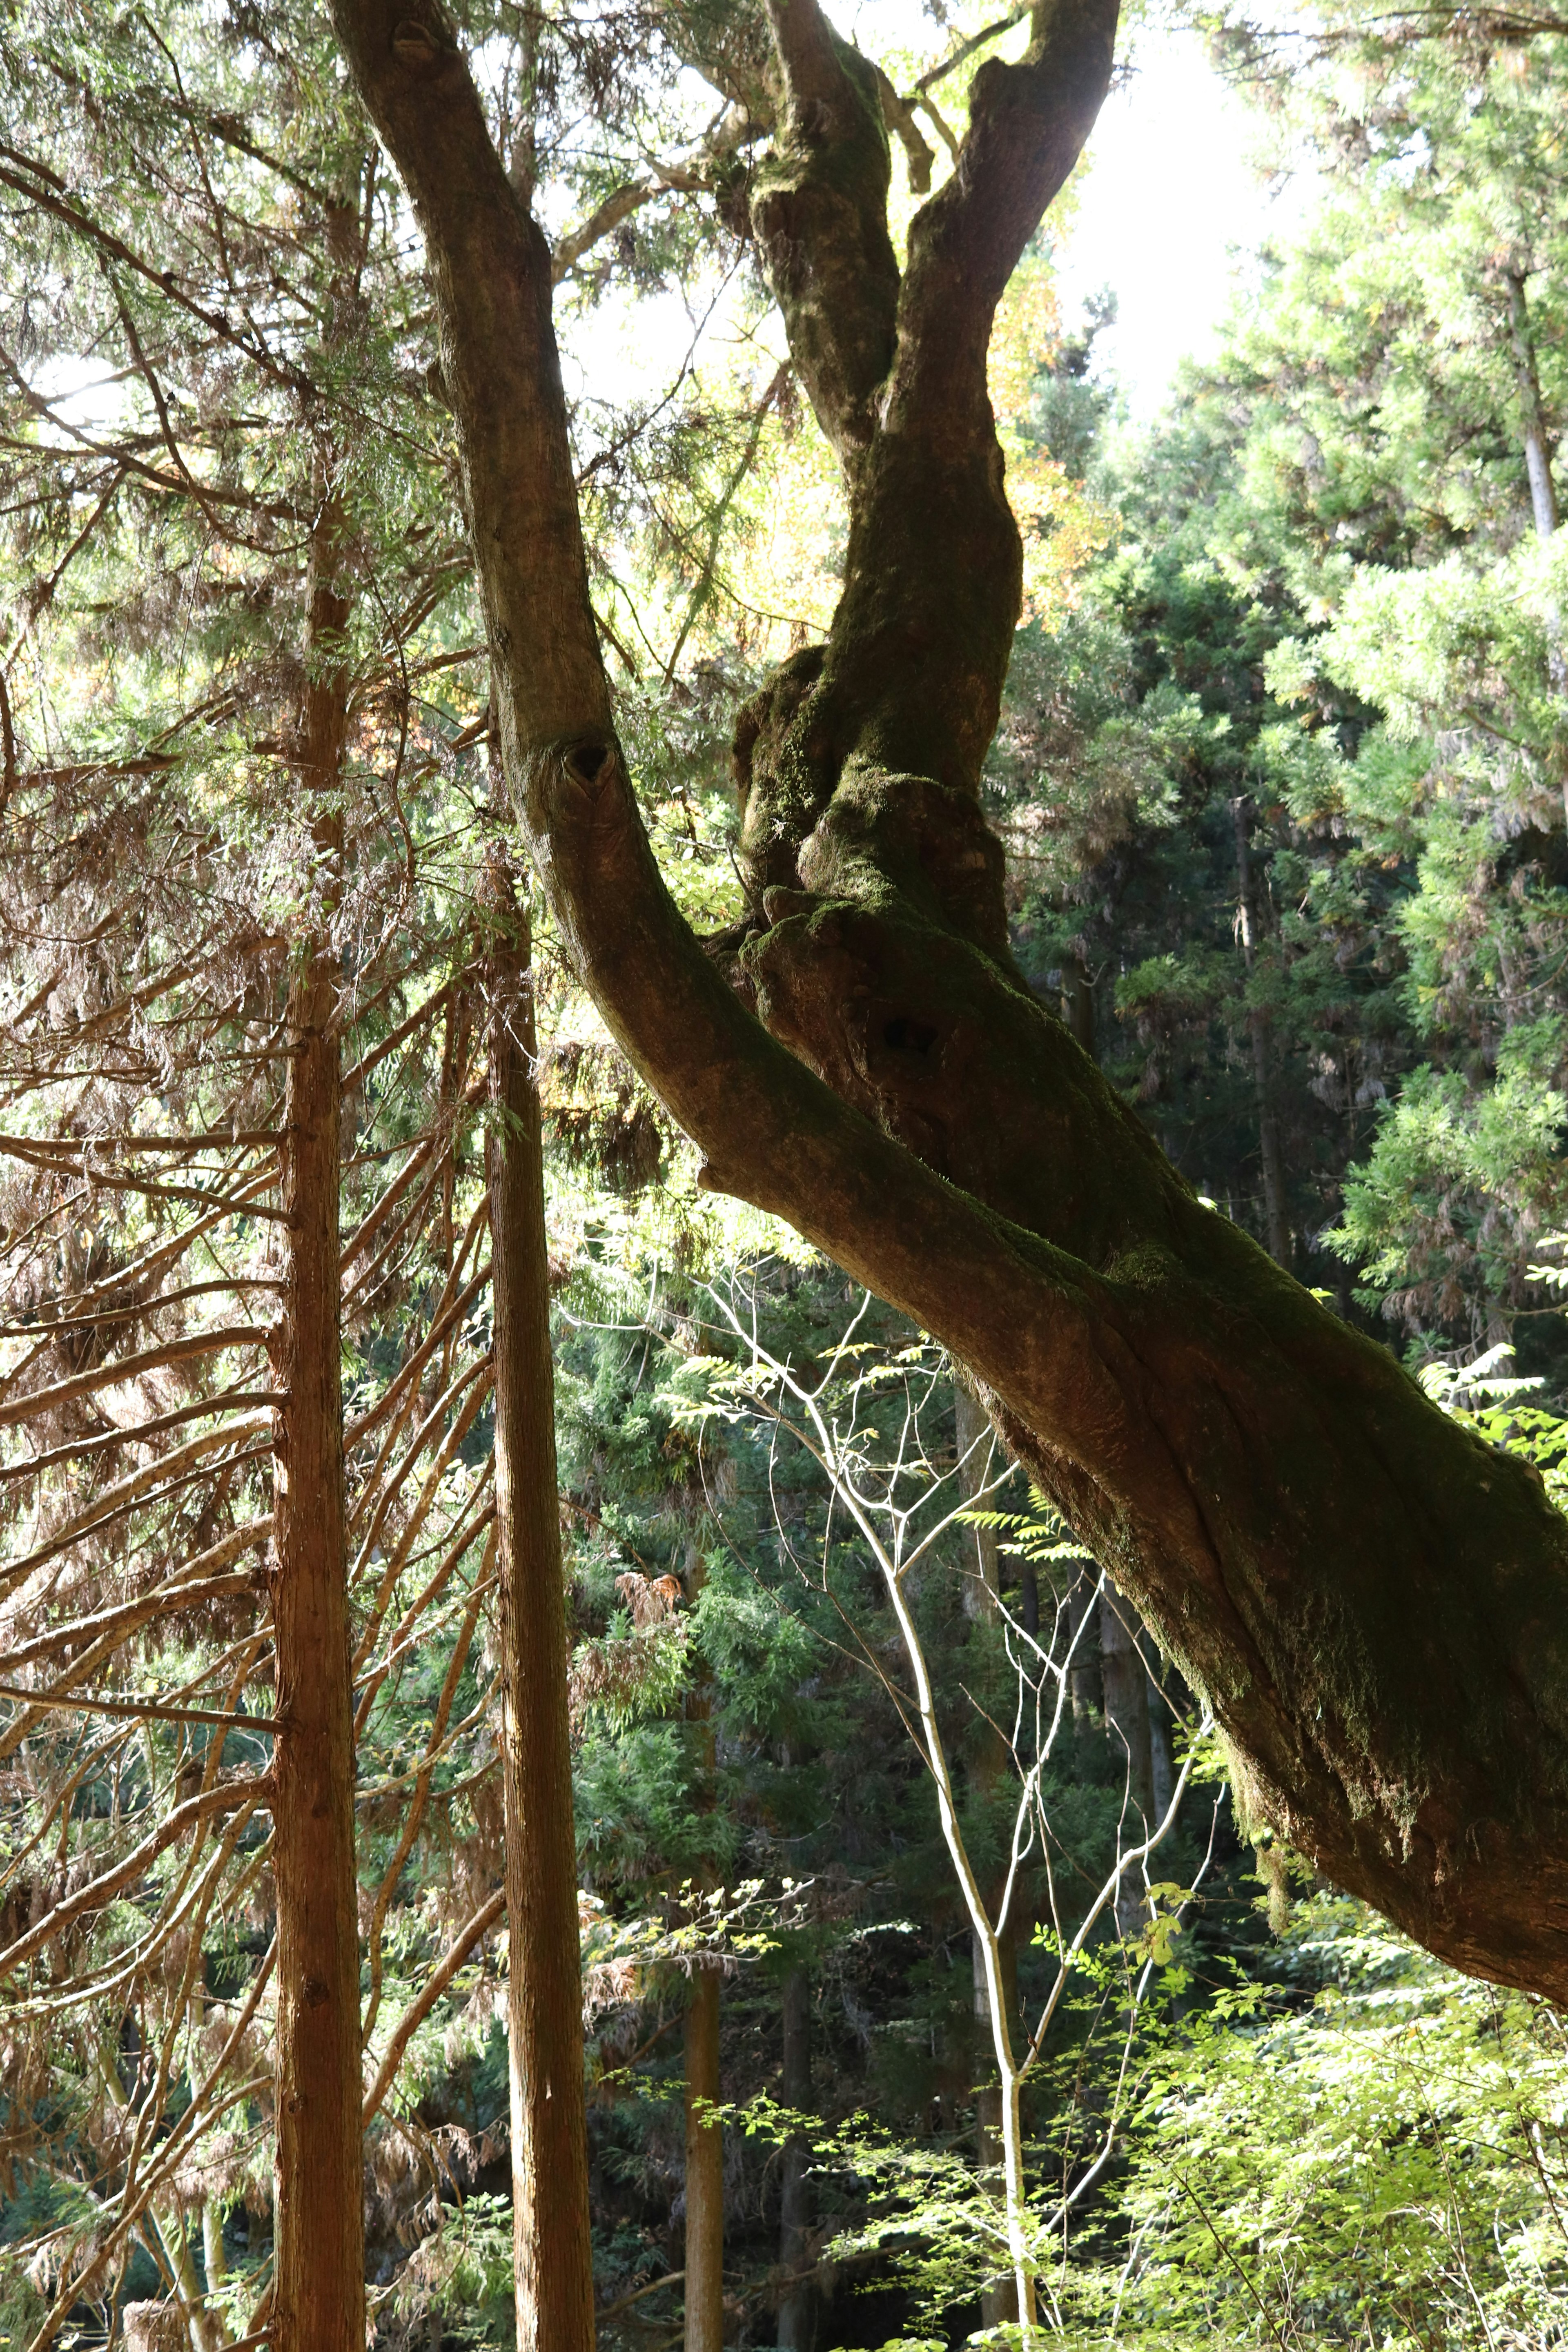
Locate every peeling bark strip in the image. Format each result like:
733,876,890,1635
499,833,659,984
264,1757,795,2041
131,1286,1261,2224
270,526,364,2352
332,0,1568,2001
485,864,595,2352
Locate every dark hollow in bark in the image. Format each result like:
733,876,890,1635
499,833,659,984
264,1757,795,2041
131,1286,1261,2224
331,0,1568,2002
486,865,596,2352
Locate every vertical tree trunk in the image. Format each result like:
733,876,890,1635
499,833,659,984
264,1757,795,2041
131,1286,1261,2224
1067,1576,1102,1724
776,1966,814,2352
954,1381,1001,1620
684,1967,725,2352
1062,956,1097,1061
1507,267,1561,543
956,1379,1021,2326
972,1932,1020,2330
272,920,362,2352
1505,268,1567,825
1098,1580,1154,1940
271,511,363,2352
486,859,595,2352
1232,797,1291,1268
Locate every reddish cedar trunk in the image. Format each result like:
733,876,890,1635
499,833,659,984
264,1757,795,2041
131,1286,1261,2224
486,867,595,2352
270,519,363,2352
684,1967,725,2352
272,929,363,2352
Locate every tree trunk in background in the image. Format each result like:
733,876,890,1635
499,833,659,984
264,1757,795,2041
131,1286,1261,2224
272,943,361,2352
954,1381,1001,1620
486,859,595,2352
271,514,363,2352
1148,1673,1175,1825
1506,267,1567,822
1062,956,1097,1062
684,1967,725,2352
1098,1580,1154,1939
1067,1578,1102,1724
1507,267,1561,542
1233,797,1290,1269
777,1965,815,2352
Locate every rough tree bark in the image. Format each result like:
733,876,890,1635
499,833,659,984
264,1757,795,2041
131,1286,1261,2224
485,859,596,2352
684,1967,726,2352
270,523,364,2352
331,0,1568,2002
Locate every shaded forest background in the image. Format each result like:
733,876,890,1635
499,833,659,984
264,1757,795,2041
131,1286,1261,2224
2,0,1568,2347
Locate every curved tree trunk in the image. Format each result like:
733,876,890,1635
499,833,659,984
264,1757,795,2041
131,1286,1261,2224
486,860,596,2352
332,0,1568,2002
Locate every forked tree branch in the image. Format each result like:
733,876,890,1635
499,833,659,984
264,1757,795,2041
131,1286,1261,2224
330,0,1568,2005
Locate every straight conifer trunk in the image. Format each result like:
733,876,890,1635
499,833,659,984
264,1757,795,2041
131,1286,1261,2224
272,954,360,2343
270,533,364,2352
684,1967,725,2352
486,863,595,2352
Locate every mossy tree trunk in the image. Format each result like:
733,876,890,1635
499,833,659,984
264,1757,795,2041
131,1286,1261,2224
332,0,1568,2001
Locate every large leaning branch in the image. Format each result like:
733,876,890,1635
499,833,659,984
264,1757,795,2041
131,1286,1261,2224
329,0,1568,2005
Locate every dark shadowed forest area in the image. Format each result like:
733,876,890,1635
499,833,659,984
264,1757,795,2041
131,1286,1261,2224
2,3,1568,2350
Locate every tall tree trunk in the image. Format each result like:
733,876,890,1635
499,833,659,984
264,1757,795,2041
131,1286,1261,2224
971,1931,1020,2330
776,1965,814,2352
1507,266,1561,543
1062,956,1097,1061
954,1380,1001,1620
1232,797,1290,1269
1506,267,1567,824
684,1966,725,2352
956,1379,1021,2325
1066,1577,1102,1724
1098,1580,1154,1938
271,514,363,2352
485,859,595,2352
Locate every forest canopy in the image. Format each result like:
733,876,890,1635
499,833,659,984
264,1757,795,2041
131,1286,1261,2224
2,2,1568,2350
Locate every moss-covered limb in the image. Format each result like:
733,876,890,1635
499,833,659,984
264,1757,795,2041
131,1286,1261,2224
738,0,1119,897
331,0,1568,1999
751,0,900,470
528,729,1568,1997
